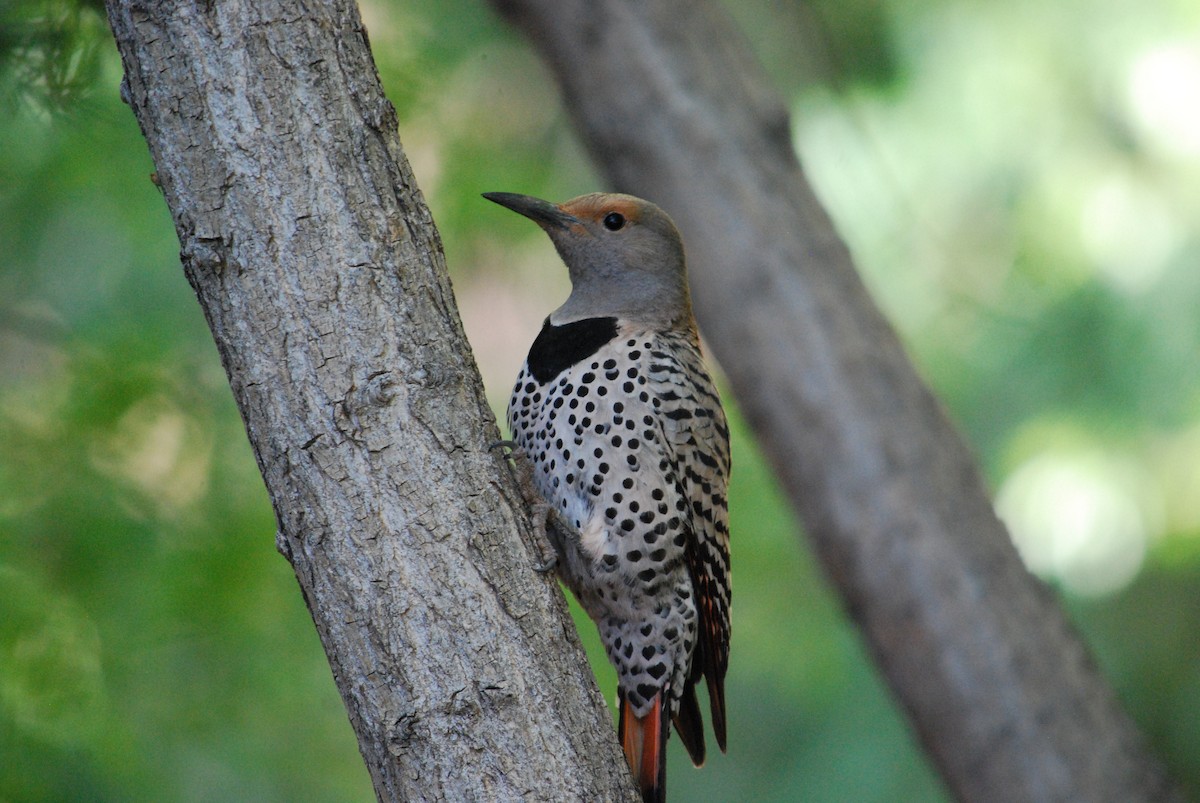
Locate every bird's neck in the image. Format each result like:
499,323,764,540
553,276,695,333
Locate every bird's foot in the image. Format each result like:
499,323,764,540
488,439,520,460
527,501,561,574
490,439,541,504
490,438,561,573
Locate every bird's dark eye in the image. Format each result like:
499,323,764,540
603,212,626,231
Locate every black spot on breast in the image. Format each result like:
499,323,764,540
525,317,620,383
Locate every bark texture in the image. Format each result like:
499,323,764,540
488,1,1183,801
104,2,638,800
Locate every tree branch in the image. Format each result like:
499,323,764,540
104,1,637,799
487,1,1183,800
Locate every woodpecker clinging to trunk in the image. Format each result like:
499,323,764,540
485,191,731,803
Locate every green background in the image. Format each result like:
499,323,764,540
2,0,1199,799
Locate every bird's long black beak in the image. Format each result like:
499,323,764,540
482,192,579,230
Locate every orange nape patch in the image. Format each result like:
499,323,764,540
558,192,645,226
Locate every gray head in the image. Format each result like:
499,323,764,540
483,191,695,329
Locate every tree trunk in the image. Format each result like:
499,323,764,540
103,2,638,800
487,1,1183,801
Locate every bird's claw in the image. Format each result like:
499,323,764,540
490,437,560,573
489,438,518,458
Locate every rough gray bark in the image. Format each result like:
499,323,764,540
487,1,1183,801
104,1,638,800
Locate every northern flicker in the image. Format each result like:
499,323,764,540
484,191,731,803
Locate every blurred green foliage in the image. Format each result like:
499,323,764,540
2,0,1198,800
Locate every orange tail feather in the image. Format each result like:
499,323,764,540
619,691,669,803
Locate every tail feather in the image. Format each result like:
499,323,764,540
706,671,727,753
619,691,670,803
672,681,706,766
